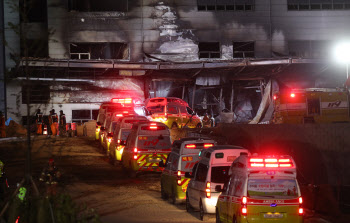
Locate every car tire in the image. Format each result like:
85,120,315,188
199,200,208,221
186,192,192,212
216,208,221,223
171,122,178,130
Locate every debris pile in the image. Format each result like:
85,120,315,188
5,120,27,137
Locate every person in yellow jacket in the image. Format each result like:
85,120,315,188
49,109,58,136
0,111,5,138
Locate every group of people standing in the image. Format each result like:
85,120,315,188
35,109,66,137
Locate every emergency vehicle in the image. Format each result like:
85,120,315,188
273,88,350,124
146,97,202,129
160,137,216,204
95,98,150,140
186,145,250,221
216,154,303,223
121,122,172,177
108,116,149,163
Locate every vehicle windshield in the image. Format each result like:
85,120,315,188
211,166,230,183
121,129,132,141
247,178,299,199
147,106,165,114
138,135,171,150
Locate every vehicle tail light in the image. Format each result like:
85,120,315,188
273,95,278,100
299,196,303,215
117,139,120,144
107,138,112,143
204,143,214,148
177,171,182,186
205,182,211,198
133,155,138,160
291,93,295,98
185,144,196,149
134,148,138,153
241,196,247,216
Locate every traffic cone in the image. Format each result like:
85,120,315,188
43,125,48,135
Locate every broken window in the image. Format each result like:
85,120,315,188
198,42,221,59
70,43,129,60
22,84,50,104
72,109,99,123
288,40,330,58
68,0,128,12
21,38,49,58
233,41,255,58
287,0,350,10
20,0,47,23
197,0,254,11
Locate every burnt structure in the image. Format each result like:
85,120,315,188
2,0,350,124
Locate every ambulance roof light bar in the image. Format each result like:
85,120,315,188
248,155,295,168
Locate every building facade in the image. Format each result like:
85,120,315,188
3,0,350,124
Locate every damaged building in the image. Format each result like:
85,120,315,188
1,0,350,125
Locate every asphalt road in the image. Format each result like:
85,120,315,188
0,136,332,223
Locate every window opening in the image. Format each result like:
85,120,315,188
198,42,221,59
22,85,50,104
233,41,255,58
68,0,128,12
287,0,350,10
197,0,254,11
70,43,129,60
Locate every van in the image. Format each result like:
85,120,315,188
216,155,303,223
146,97,202,129
95,98,150,140
186,145,250,221
122,122,172,177
108,116,149,163
160,137,216,204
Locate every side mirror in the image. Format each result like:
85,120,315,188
185,172,193,178
215,185,223,192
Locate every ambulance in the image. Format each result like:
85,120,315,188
160,137,216,204
273,88,350,124
121,122,172,177
146,97,202,129
216,154,303,223
95,98,150,140
186,145,250,221
108,116,149,163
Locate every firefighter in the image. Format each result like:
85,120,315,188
36,109,43,135
49,109,58,136
0,111,5,138
59,110,66,136
39,158,61,196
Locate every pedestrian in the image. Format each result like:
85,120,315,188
49,109,58,136
39,158,61,197
36,109,43,135
0,111,5,138
59,110,66,136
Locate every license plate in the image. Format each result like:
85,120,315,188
263,213,283,218
148,158,161,163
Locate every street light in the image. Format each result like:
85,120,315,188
333,41,350,79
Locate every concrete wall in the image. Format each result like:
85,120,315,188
43,0,350,62
212,123,350,186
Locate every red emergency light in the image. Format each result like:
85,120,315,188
185,144,196,149
204,143,214,148
116,114,123,117
249,156,294,168
290,93,296,98
141,126,166,130
273,95,278,100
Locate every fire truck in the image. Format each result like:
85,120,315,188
272,88,350,124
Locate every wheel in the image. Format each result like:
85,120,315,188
170,187,177,204
199,200,209,221
161,182,168,200
186,192,192,212
171,122,178,130
216,208,221,223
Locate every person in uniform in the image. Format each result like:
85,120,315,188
0,111,5,138
59,110,66,136
35,109,43,135
49,109,58,136
39,158,61,196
